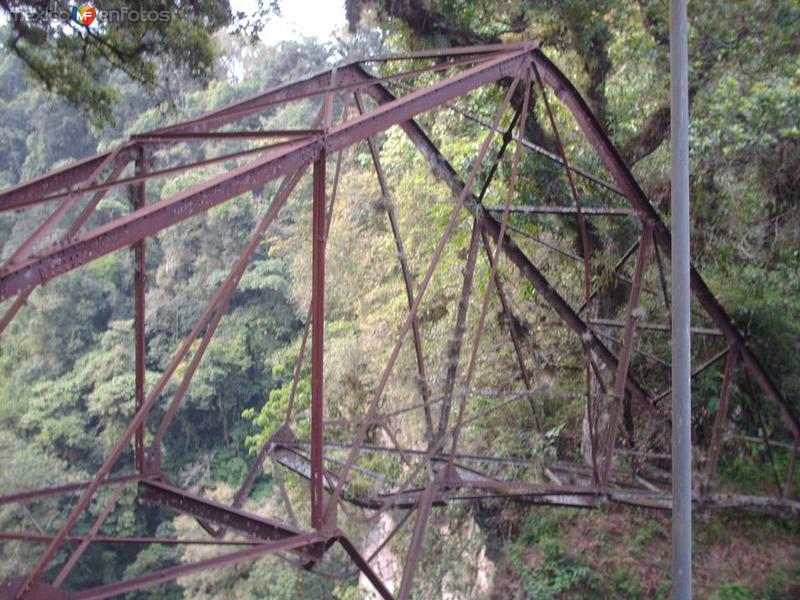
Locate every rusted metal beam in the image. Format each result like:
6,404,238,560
336,534,396,600
137,480,302,542
437,106,522,438
533,59,609,478
484,204,633,216
438,219,481,438
70,533,323,600
272,457,301,528
446,76,533,474
0,159,129,336
742,374,785,496
357,42,533,63
152,282,234,448
0,475,138,507
533,60,592,308
1,147,125,270
464,101,543,419
654,347,730,405
132,129,323,141
310,153,327,530
51,482,128,587
0,532,266,546
0,147,137,213
354,90,434,439
365,508,416,565
133,147,147,475
589,318,722,337
397,483,436,600
600,225,653,485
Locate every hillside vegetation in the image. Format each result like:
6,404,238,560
1,2,800,597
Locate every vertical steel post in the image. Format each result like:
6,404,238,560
134,146,146,474
311,152,326,530
670,0,692,597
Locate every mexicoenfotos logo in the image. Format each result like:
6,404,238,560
8,2,171,25
71,4,96,26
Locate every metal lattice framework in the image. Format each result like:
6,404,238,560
1,42,798,599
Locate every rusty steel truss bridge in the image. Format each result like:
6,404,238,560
0,42,798,599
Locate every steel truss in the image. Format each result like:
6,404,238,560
0,42,798,599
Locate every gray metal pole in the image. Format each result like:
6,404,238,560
670,0,692,598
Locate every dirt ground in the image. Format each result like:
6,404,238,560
493,505,800,598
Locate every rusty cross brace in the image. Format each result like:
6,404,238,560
600,223,654,486
1,145,126,271
479,230,542,430
133,147,147,475
397,482,437,600
445,74,533,476
51,482,129,588
741,373,786,496
652,347,730,406
151,167,309,449
354,90,435,439
437,106,523,439
437,218,482,439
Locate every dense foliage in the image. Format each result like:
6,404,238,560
0,0,279,122
1,1,799,597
